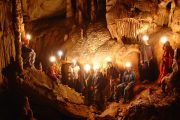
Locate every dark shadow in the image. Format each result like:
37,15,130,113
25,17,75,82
121,36,138,44
2,57,17,89
1,57,26,120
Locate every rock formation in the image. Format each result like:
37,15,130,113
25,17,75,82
0,1,16,90
19,68,91,118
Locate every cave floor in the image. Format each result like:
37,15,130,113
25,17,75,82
17,68,180,120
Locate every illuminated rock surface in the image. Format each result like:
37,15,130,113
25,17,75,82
20,68,90,118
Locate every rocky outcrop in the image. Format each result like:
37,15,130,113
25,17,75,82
169,0,180,33
120,89,180,120
19,68,91,118
95,84,180,120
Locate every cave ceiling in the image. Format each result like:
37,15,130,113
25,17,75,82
21,0,66,21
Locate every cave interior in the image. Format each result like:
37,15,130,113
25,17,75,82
0,0,180,120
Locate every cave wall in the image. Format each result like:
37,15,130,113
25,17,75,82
169,0,180,33
106,0,180,44
106,0,180,66
0,1,16,91
106,0,160,42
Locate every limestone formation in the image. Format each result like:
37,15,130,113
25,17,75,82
0,1,16,88
20,68,90,118
66,0,73,18
13,0,24,72
170,0,180,33
90,0,96,22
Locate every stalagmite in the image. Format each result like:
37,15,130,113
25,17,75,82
66,0,73,18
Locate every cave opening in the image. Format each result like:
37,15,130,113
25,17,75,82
0,0,180,120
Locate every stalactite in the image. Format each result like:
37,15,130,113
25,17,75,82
76,0,83,25
90,0,96,22
66,0,73,18
12,0,23,72
116,18,151,43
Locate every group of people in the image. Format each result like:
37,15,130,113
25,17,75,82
21,33,180,111
47,57,136,109
46,34,180,110
139,35,180,94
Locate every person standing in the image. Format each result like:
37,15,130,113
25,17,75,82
158,41,174,83
106,62,120,101
161,48,180,93
69,59,81,92
139,35,154,82
81,64,94,105
93,67,105,110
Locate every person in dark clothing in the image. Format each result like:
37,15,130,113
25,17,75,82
68,60,81,92
93,68,105,110
139,35,154,82
106,62,120,101
115,62,135,103
81,65,94,105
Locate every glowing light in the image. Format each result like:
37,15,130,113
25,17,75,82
160,36,168,44
125,62,132,68
93,64,100,70
26,34,31,40
106,56,112,62
72,59,77,64
84,64,91,72
142,35,149,41
49,56,56,63
57,50,63,57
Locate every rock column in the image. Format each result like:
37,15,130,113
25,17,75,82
12,0,24,72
